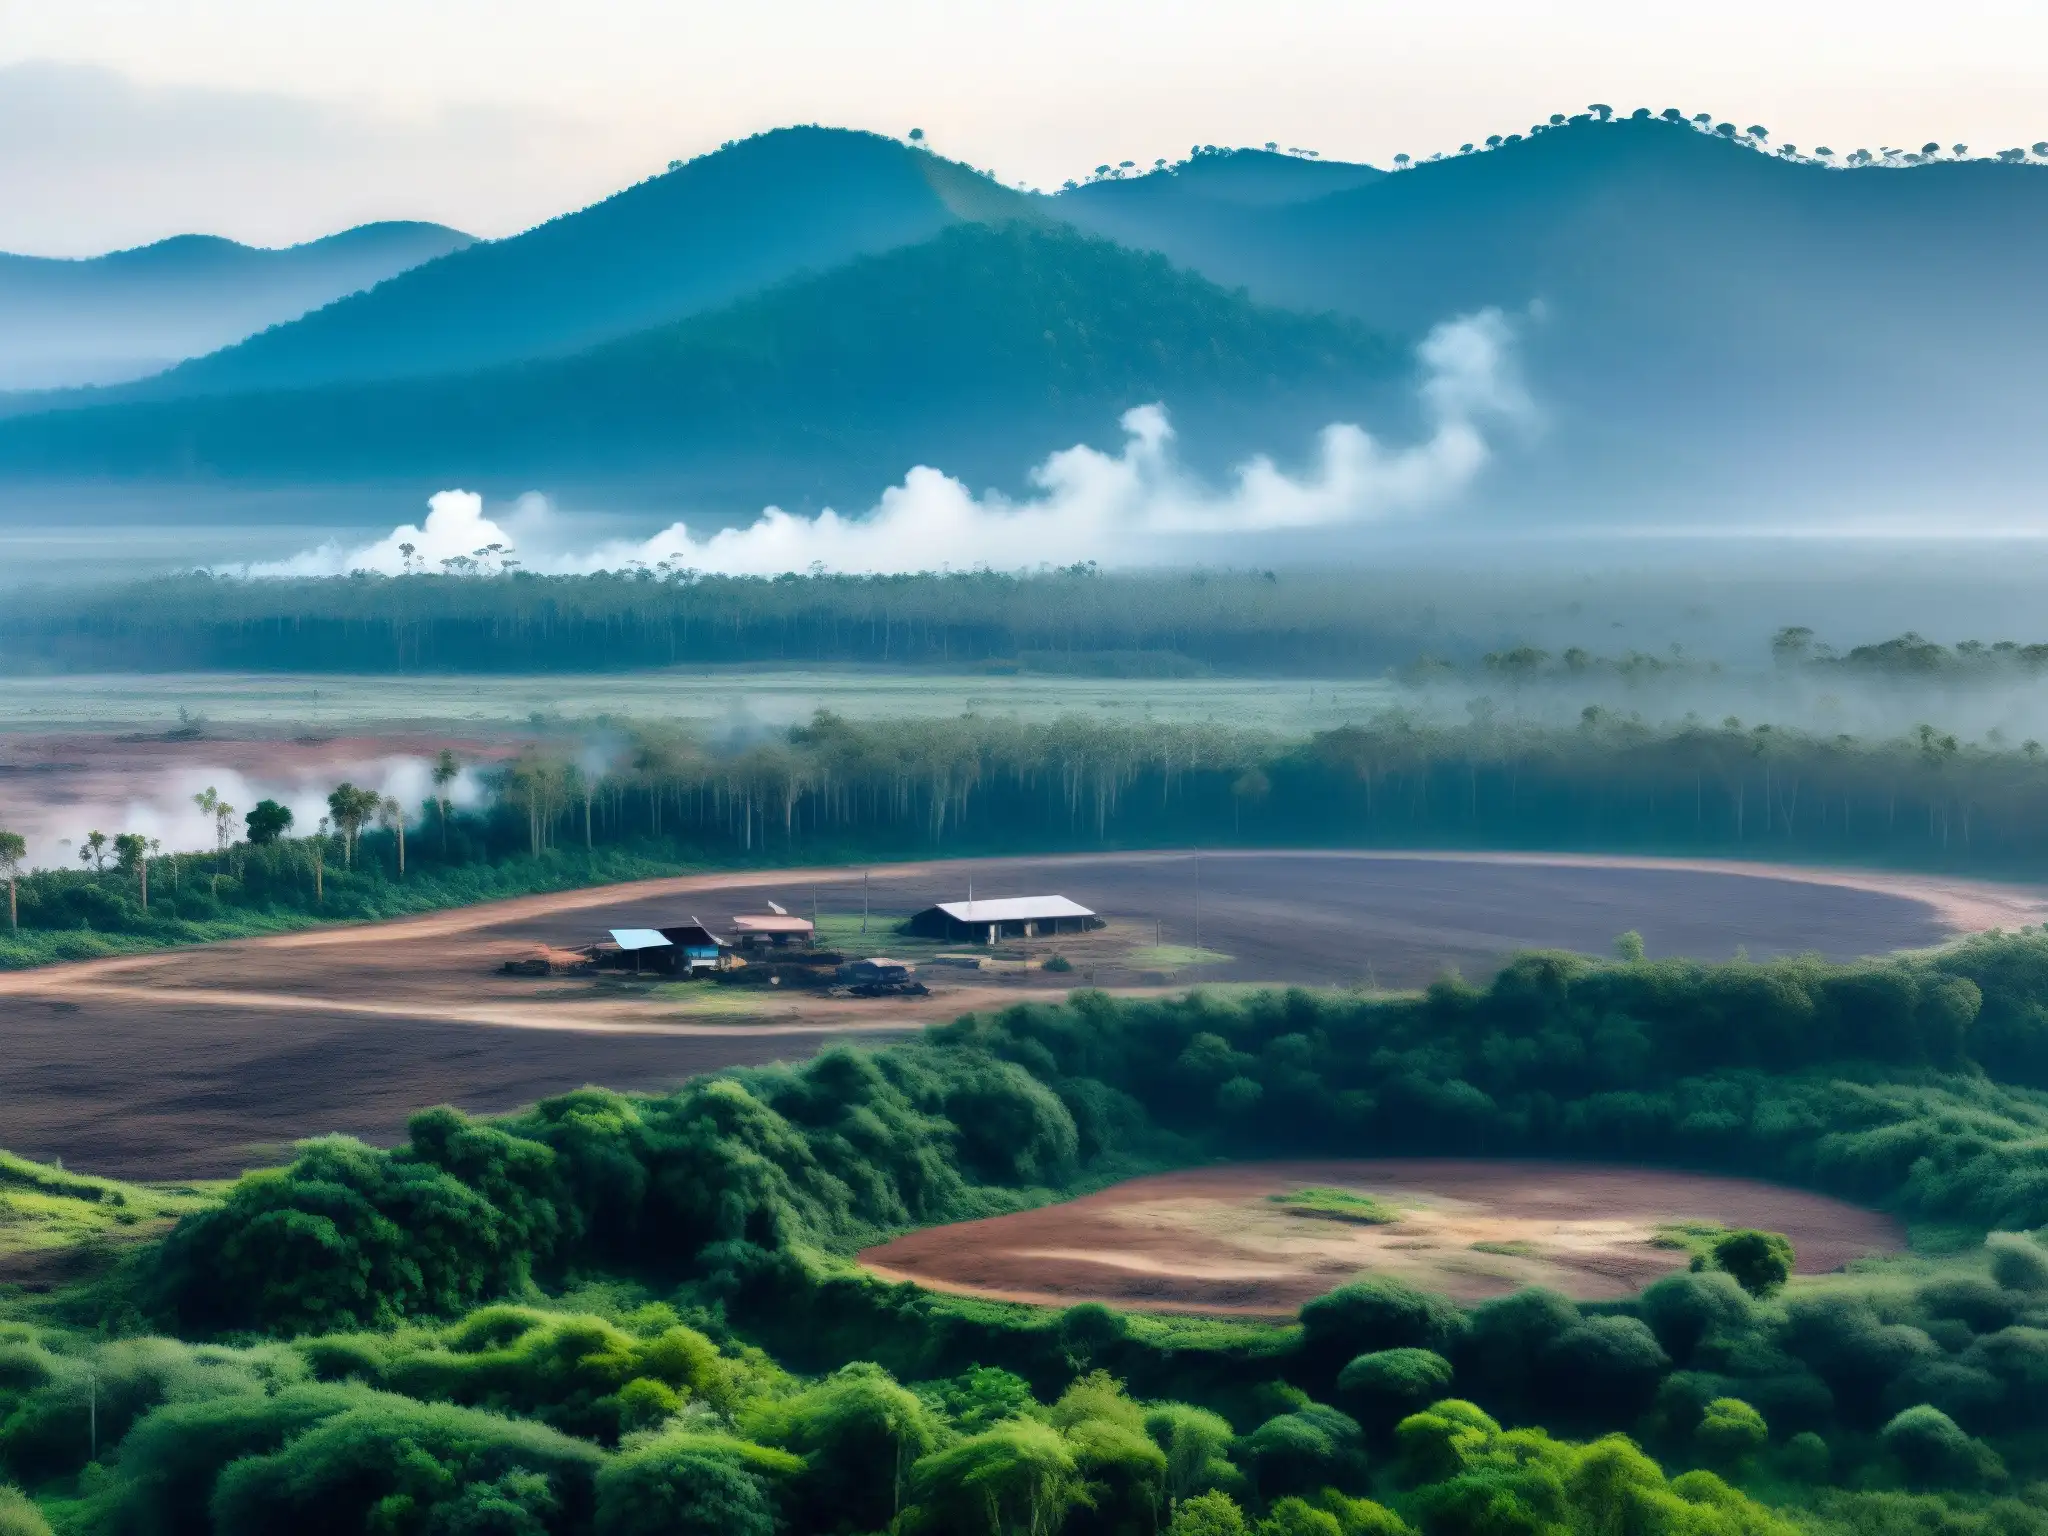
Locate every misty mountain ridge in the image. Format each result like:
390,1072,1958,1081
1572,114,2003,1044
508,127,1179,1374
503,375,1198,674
90,127,1045,401
0,222,1404,511
3,117,2047,534
0,221,472,391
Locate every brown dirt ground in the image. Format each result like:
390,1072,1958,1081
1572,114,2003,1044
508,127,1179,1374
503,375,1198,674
859,1159,1909,1314
0,850,2031,1180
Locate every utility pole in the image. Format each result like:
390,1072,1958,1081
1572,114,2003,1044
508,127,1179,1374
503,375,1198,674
861,871,869,934
1194,854,1202,951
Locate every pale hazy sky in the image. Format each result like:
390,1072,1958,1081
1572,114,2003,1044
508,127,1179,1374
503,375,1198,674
3,0,2044,255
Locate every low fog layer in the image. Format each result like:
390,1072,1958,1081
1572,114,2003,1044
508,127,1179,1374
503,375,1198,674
244,314,1523,578
3,753,488,872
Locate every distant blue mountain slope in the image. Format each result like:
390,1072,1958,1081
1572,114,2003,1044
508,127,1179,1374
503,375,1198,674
0,222,472,390
117,128,1041,399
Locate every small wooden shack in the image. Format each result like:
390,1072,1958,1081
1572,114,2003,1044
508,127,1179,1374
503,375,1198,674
659,919,732,972
731,913,816,948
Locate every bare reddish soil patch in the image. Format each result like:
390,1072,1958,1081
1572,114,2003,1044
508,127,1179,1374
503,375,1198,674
860,1160,1907,1314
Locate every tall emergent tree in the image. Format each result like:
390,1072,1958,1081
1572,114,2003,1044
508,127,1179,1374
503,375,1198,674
378,796,407,878
0,829,24,931
113,832,149,910
432,750,460,853
245,800,294,846
326,784,380,869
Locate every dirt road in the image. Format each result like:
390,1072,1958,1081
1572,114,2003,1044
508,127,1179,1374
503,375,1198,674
1,850,2033,1179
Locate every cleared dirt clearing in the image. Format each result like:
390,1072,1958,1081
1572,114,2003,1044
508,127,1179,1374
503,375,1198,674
0,850,2027,1179
860,1159,1908,1314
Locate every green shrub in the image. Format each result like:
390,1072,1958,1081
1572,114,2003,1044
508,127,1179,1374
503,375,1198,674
1986,1232,2048,1292
1335,1349,1455,1428
1694,1398,1768,1464
0,1486,50,1536
1780,1430,1831,1484
1245,1404,1365,1499
1710,1231,1795,1298
905,1418,1085,1536
1170,1490,1249,1536
1637,1271,1753,1365
1879,1405,2004,1488
1146,1403,1242,1507
1394,1400,1500,1484
208,1394,602,1535
741,1362,939,1533
1258,1497,1343,1536
594,1437,787,1536
1540,1316,1669,1421
1300,1281,1466,1367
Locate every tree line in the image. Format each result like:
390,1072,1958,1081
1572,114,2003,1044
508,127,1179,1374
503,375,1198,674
12,707,2048,967
0,567,1428,673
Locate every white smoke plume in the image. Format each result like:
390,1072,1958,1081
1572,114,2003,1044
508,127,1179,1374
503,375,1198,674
10,755,489,871
245,311,1524,580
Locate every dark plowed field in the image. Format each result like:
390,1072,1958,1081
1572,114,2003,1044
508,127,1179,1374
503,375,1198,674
0,851,1973,1178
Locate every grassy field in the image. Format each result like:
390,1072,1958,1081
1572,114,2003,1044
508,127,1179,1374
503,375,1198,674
1125,942,1234,970
0,1150,217,1288
647,981,809,1019
1267,1186,1404,1224
0,668,1398,736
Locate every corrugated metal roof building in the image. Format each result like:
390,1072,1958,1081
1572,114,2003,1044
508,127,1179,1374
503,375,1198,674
905,895,1100,944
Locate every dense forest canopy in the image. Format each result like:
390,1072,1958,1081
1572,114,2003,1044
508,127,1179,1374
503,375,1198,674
13,566,2048,681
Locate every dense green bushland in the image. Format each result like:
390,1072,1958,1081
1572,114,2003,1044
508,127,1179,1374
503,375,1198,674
136,942,2048,1427
13,704,2048,972
0,1306,1836,1536
22,942,2048,1528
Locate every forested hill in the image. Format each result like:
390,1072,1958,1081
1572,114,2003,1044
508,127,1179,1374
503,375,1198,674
1063,145,1387,209
1056,116,2048,519
0,221,471,392
82,128,1037,400
0,223,1401,498
4,117,2047,523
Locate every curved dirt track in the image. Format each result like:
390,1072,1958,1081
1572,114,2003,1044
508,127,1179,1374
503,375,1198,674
860,1159,1910,1314
1,850,2035,1179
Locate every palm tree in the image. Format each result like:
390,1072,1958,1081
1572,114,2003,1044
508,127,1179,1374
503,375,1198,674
431,750,459,853
79,831,110,872
192,786,219,842
0,829,24,931
326,784,380,868
378,797,407,879
114,833,149,908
